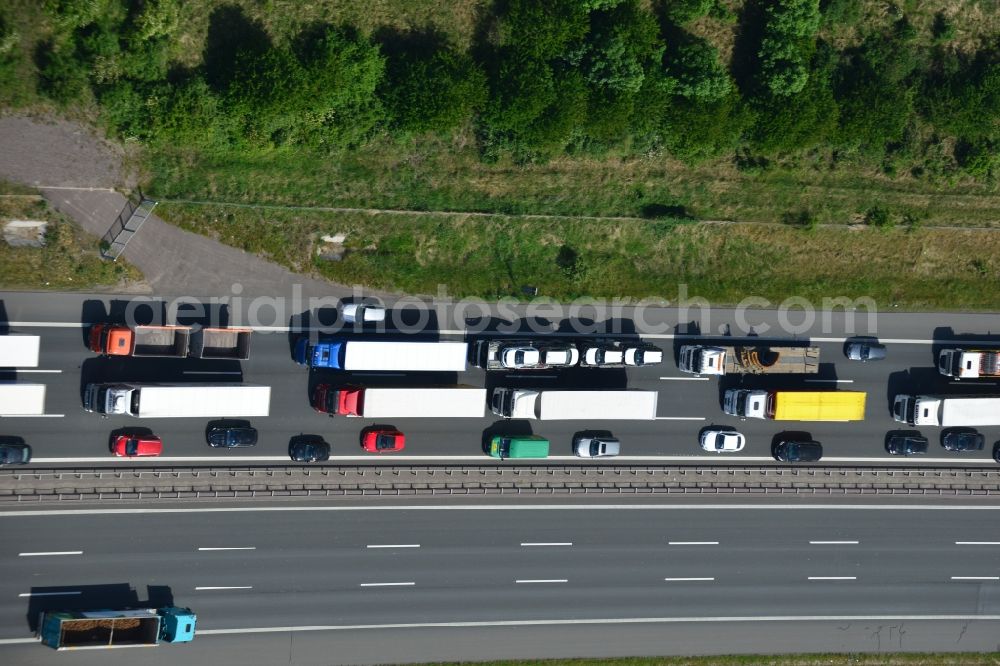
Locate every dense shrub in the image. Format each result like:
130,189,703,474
756,0,822,96
666,39,733,102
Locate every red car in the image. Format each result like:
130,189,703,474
362,428,405,453
112,434,163,457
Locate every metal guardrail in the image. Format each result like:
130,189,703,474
3,465,999,503
100,196,157,260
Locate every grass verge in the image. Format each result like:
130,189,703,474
0,193,144,291
159,202,1000,310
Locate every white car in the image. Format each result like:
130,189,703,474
542,346,579,367
699,429,746,453
341,303,386,324
501,346,541,368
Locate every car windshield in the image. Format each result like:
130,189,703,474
590,442,602,456
376,435,395,450
125,440,138,456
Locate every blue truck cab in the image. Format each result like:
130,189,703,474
294,338,345,369
158,607,197,643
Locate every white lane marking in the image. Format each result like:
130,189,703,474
659,377,710,381
17,591,81,598
1,414,64,418
521,542,572,547
195,586,253,591
804,379,854,384
28,454,1000,465
367,544,420,549
668,542,719,546
952,381,998,386
516,579,567,584
37,185,117,192
18,551,82,557
956,542,1000,545
664,577,714,582
193,614,1000,637
10,369,62,374
655,417,706,421
14,504,1000,518
359,582,415,587
808,577,857,581
809,541,859,545
951,576,1000,581
504,374,558,379
198,547,256,551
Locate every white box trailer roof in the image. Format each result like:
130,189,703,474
360,388,486,418
0,336,40,367
0,383,46,415
537,390,658,420
135,384,270,418
344,341,468,372
940,396,1000,427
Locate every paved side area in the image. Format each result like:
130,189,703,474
0,115,357,299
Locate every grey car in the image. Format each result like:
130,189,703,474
886,433,929,456
207,425,258,448
942,429,985,452
574,434,620,458
0,442,30,465
846,341,887,361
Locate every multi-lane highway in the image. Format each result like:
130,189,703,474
2,503,1000,663
3,291,1000,465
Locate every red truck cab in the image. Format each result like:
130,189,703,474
311,385,363,416
88,324,134,356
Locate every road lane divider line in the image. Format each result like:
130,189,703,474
808,577,857,581
951,576,1000,581
39,613,1000,637
521,542,572,547
18,551,82,556
195,586,253,590
359,582,415,587
659,377,710,381
17,591,81,598
367,544,420,549
809,541,859,545
2,414,64,418
515,579,567,584
804,379,854,383
668,541,719,546
956,542,1000,545
664,577,714,582
655,417,707,421
198,547,256,551
11,369,62,374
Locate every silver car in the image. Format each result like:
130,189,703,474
846,341,886,361
574,434,621,458
341,303,386,324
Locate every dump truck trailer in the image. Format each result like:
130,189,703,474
312,386,486,417
724,389,866,421
938,349,1000,379
88,325,192,358
0,383,46,416
188,327,252,360
893,393,1000,427
83,383,270,418
0,335,40,367
38,607,196,650
490,388,658,420
678,345,820,376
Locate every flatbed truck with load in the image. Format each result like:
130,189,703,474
295,338,468,371
0,383,46,416
0,335,40,367
83,383,271,418
312,386,486,417
490,388,658,420
938,349,1000,379
724,389,866,421
38,607,195,650
678,344,820,375
893,394,1000,426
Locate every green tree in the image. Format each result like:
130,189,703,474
499,0,589,60
575,0,664,95
755,0,822,96
667,39,733,102
663,0,715,24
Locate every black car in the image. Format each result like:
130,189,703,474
773,440,823,463
207,425,258,448
885,433,929,456
994,442,1000,464
942,429,985,452
0,442,30,465
289,436,331,463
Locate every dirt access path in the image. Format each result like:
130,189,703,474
0,113,360,300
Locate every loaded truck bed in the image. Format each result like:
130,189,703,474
678,345,820,375
189,327,252,360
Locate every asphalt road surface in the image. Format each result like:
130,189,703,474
3,292,1000,466
2,503,1000,663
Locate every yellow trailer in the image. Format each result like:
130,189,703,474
772,391,866,421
